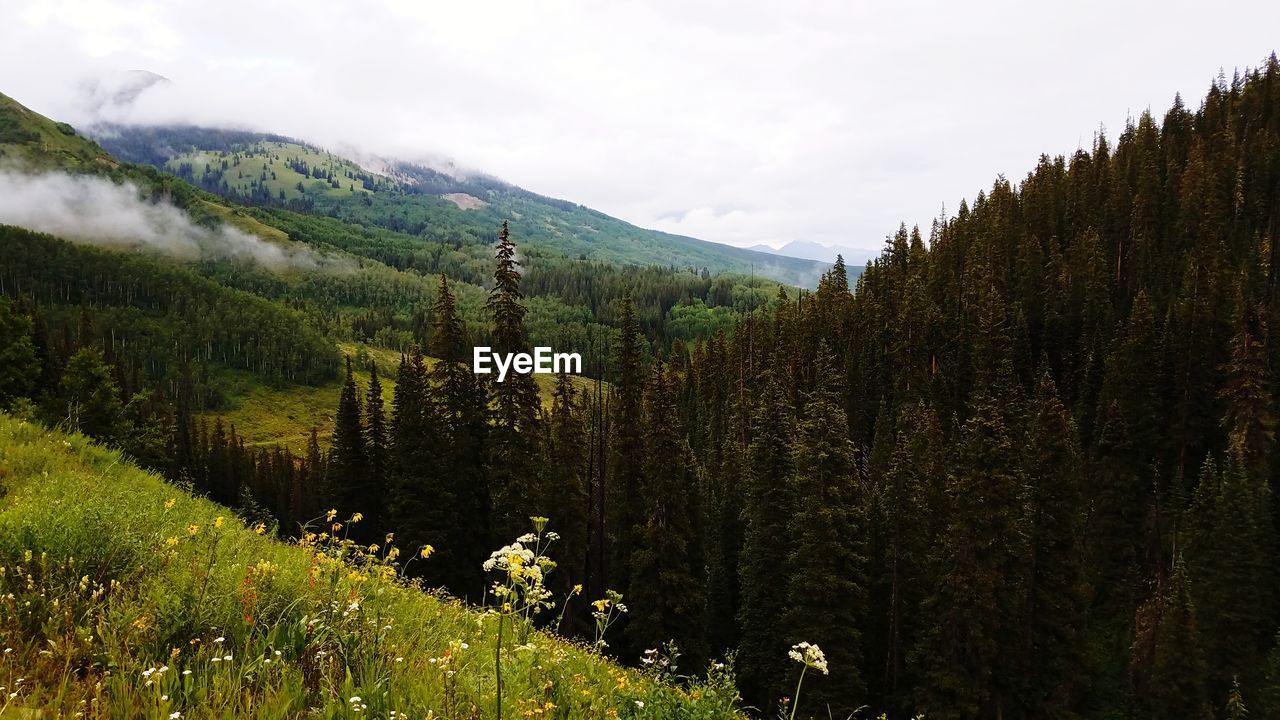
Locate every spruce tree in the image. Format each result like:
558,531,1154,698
915,389,1027,720
364,361,388,531
1021,372,1087,717
327,356,370,532
58,347,123,444
608,291,646,593
0,299,38,408
736,369,796,708
626,359,707,661
485,221,542,542
784,345,865,716
431,274,490,598
1149,558,1212,720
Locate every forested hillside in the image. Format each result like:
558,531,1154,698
96,124,834,287
5,53,1280,720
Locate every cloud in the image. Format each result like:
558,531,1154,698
1,0,1278,254
0,169,324,269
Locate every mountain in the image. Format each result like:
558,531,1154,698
91,124,835,287
748,238,875,266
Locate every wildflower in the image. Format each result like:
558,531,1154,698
326,509,338,521
214,516,225,529
164,537,178,548
213,637,225,644
351,512,364,523
789,641,828,675
187,524,200,536
253,523,266,535
164,498,176,510
420,545,435,559
170,713,182,719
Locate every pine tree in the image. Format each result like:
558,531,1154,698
873,402,944,714
608,291,646,594
1149,558,1212,720
58,347,123,444
1021,372,1087,717
0,299,38,408
915,389,1027,720
386,351,455,590
736,369,796,708
626,359,706,660
540,371,589,628
431,275,490,598
1185,450,1276,699
364,361,388,531
784,345,865,715
1219,305,1275,480
327,356,370,532
485,222,542,541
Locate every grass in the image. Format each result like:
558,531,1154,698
167,142,378,202
0,92,117,172
0,414,742,718
205,343,602,451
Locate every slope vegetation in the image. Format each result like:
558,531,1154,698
0,415,741,718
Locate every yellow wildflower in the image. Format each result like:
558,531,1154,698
163,498,176,510
214,516,225,529
420,545,435,559
351,512,364,523
187,524,200,536
253,523,267,535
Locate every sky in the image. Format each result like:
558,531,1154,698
2,0,1278,263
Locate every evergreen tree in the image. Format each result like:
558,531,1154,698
327,356,370,532
626,359,707,660
784,345,865,716
1149,558,1212,720
608,291,647,593
915,389,1027,720
1021,372,1087,718
0,299,38,408
736,369,796,708
431,274,490,598
364,361,388,530
58,347,123,444
485,222,542,541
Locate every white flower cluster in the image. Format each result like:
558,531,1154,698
483,541,556,614
789,642,829,675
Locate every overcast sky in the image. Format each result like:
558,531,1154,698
2,1,1278,261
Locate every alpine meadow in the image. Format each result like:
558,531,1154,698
3,5,1280,720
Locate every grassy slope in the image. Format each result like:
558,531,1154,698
0,415,739,718
96,125,831,287
168,141,377,202
0,92,116,171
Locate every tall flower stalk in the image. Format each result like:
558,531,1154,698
787,642,828,720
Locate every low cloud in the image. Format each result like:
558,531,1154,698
0,169,324,269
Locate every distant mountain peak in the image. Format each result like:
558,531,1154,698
76,70,170,121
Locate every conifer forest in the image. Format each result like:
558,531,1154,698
2,15,1280,720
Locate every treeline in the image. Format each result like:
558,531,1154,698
0,227,337,386
267,56,1280,719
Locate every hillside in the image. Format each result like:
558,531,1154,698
95,124,834,287
0,415,742,718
